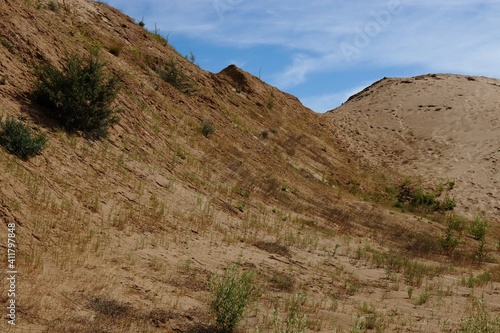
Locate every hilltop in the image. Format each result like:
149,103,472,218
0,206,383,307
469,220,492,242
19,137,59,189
326,74,500,219
0,1,499,332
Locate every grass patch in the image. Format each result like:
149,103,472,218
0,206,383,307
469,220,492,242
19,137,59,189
461,271,491,288
459,296,500,332
415,289,431,306
272,292,308,333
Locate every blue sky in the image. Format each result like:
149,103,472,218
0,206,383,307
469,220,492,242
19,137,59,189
103,0,500,112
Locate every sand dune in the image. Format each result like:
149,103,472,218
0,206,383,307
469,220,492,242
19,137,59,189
326,74,500,219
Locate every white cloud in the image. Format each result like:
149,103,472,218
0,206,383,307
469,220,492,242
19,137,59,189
106,0,500,89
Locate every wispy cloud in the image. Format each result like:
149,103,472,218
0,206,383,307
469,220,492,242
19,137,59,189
105,0,500,109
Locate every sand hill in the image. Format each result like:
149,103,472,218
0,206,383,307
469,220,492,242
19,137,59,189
0,1,498,332
326,74,500,219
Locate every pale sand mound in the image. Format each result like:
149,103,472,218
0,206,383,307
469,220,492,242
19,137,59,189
325,74,500,219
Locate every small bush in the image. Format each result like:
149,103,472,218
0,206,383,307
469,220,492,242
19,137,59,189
47,0,59,11
201,119,215,138
156,59,194,94
469,216,488,241
209,263,260,333
447,214,468,232
410,188,436,207
33,51,120,138
395,180,456,214
440,222,460,255
437,196,456,211
0,117,47,159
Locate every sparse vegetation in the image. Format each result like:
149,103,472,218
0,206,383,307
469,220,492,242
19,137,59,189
267,92,275,109
394,178,456,213
272,292,308,333
209,263,260,333
415,289,431,306
188,50,196,64
461,271,491,288
156,58,194,94
108,41,123,56
89,296,130,319
0,35,14,52
254,241,290,257
1,2,498,333
469,216,488,241
201,119,215,137
268,270,295,292
0,116,48,159
440,221,460,255
47,0,59,11
459,296,500,332
33,51,120,138
137,16,145,27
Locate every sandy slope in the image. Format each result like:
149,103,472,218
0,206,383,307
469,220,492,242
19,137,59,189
325,74,500,221
0,1,499,332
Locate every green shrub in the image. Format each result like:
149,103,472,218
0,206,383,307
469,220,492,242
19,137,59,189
440,219,461,255
0,117,47,159
201,119,215,138
47,0,59,11
470,216,488,241
209,263,259,333
33,51,120,138
156,59,194,94
395,180,456,214
410,188,436,207
447,214,468,232
436,196,456,211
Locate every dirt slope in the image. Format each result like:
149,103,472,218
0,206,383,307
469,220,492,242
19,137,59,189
325,74,500,220
0,1,499,332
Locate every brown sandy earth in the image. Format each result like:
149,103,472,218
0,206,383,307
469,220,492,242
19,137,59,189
325,74,500,221
0,1,499,332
